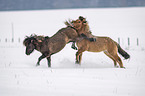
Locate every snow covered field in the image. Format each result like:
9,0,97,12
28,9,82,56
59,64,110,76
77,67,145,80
0,7,145,96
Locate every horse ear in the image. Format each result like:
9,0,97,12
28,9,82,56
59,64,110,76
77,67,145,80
71,20,74,23
31,39,34,43
38,40,42,43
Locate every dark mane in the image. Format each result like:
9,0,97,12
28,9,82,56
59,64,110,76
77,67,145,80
23,34,36,46
23,34,48,46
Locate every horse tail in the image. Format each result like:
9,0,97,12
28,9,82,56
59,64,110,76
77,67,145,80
117,44,130,59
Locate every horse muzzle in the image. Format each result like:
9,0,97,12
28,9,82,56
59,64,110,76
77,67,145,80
26,51,31,55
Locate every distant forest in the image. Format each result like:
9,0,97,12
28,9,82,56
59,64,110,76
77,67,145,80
0,0,145,11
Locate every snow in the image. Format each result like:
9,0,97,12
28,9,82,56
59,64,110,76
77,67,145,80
0,7,145,96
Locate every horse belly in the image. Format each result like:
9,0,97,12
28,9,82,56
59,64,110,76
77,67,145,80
87,42,106,52
88,46,103,52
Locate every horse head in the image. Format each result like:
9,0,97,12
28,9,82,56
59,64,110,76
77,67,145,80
23,36,37,55
79,16,87,25
64,17,87,31
23,35,49,55
72,17,90,33
71,19,82,30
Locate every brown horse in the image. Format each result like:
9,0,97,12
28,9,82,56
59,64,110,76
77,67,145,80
71,19,130,68
23,23,79,67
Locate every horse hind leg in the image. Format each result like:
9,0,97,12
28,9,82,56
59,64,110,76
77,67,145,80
116,56,125,68
110,53,125,68
71,41,77,50
104,51,117,67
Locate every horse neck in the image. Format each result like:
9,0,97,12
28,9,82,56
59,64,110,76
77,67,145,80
34,42,41,51
83,24,89,32
35,39,49,51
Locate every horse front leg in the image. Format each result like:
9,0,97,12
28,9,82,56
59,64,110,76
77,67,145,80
36,54,46,66
75,51,80,64
75,49,84,64
47,56,51,67
79,53,83,64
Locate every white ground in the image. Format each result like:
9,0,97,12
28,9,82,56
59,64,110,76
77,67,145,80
0,7,145,96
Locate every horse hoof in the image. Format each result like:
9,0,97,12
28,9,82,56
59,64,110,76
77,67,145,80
36,64,40,66
114,65,119,68
121,66,126,69
75,61,79,64
71,46,78,50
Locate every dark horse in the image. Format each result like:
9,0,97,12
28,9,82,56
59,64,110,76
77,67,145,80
23,24,79,67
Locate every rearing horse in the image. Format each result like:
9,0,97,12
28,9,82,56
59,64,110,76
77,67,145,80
71,19,130,68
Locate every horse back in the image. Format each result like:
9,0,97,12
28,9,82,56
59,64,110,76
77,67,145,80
48,27,78,54
62,27,78,41
77,36,117,52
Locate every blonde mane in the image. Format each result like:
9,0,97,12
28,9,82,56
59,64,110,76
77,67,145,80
83,23,89,31
64,18,91,34
82,21,91,34
64,19,73,26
